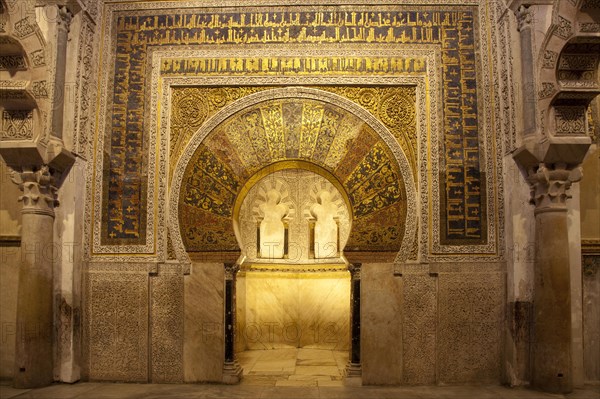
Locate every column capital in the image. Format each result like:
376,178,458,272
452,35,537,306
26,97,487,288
515,5,533,32
348,263,362,280
57,6,73,33
526,163,582,213
224,263,240,280
10,165,58,217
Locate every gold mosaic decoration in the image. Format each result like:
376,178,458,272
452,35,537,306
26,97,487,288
170,85,418,179
101,8,485,247
176,96,411,252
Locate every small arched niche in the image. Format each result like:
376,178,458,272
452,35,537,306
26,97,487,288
234,162,351,269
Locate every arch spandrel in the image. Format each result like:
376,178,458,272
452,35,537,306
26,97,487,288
171,87,417,264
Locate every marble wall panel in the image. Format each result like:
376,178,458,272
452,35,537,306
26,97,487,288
150,266,184,383
297,275,350,350
240,272,350,351
361,263,403,385
84,270,149,382
183,262,224,382
437,271,504,383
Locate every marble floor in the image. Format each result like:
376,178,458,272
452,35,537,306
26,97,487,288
237,348,348,387
1,381,599,399
1,350,599,399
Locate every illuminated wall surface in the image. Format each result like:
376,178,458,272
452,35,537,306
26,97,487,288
2,0,598,390
237,272,351,351
86,2,506,384
94,6,493,259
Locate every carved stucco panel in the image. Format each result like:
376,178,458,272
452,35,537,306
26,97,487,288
85,271,149,382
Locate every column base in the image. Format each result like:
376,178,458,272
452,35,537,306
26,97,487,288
222,360,243,384
344,362,362,385
345,361,362,376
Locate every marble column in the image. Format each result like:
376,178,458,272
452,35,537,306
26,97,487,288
527,163,582,393
222,263,242,384
345,263,362,378
10,166,58,388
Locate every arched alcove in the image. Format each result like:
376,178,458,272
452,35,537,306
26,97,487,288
234,161,352,266
169,87,417,383
169,87,417,266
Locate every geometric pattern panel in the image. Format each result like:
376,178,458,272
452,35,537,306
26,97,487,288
86,272,149,382
179,97,407,252
101,7,484,247
402,274,437,384
150,270,184,383
437,272,504,383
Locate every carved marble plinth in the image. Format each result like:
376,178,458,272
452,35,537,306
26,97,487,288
222,360,243,384
345,362,362,377
344,362,362,386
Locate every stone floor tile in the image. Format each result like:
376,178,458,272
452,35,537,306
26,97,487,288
259,386,320,399
274,380,317,387
6,383,102,399
294,365,341,376
317,380,344,387
70,383,160,399
0,385,30,399
297,348,333,360
296,359,338,367
1,380,598,399
239,376,278,386
287,375,333,382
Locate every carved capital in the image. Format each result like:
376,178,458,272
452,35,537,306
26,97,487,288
10,165,58,217
224,263,240,280
348,263,362,280
57,6,73,33
516,5,533,32
526,163,582,213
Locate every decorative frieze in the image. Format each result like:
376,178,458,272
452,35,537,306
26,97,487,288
580,22,600,32
13,17,34,38
554,16,573,40
30,49,45,67
32,81,48,98
581,0,600,10
554,106,587,136
0,55,27,70
1,110,33,140
557,51,598,88
559,54,598,71
73,18,96,159
539,82,556,99
542,50,558,69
